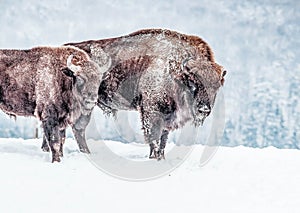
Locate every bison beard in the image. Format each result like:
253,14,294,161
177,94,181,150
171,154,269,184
0,46,101,162
66,29,226,160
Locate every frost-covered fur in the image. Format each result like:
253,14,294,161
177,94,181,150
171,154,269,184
0,46,101,162
66,29,226,160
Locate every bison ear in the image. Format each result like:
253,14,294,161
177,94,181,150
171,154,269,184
181,57,194,72
67,54,81,76
62,68,75,78
221,69,226,86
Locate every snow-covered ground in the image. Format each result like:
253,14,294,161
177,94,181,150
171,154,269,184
1,138,299,213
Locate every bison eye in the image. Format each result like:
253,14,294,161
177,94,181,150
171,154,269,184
188,80,197,94
76,76,85,90
77,76,85,85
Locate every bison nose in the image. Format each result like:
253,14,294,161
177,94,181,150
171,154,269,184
199,104,211,114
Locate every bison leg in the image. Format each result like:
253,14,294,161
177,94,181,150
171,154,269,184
41,135,50,152
149,140,159,159
158,129,169,160
59,129,66,157
42,120,61,163
72,128,90,154
140,110,165,160
148,130,169,160
71,113,92,154
149,140,166,160
41,129,65,157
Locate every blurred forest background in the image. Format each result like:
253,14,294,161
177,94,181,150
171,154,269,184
0,0,299,149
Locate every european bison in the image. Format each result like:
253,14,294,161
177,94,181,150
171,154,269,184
0,46,101,162
66,29,226,160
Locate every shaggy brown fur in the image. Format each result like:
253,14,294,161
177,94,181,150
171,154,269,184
0,46,101,162
66,29,226,160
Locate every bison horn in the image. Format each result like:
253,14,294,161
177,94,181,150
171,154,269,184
220,69,226,86
67,55,81,75
181,56,193,73
222,69,227,77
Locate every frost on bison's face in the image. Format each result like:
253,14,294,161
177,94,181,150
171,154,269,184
66,29,226,160
175,56,226,127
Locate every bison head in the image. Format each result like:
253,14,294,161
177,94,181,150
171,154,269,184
176,56,226,126
65,54,101,110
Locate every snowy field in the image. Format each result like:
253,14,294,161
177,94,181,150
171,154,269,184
0,138,300,213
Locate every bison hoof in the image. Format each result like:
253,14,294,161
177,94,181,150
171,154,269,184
41,146,50,152
149,149,165,160
79,147,91,154
149,155,156,159
157,150,165,161
52,156,61,163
